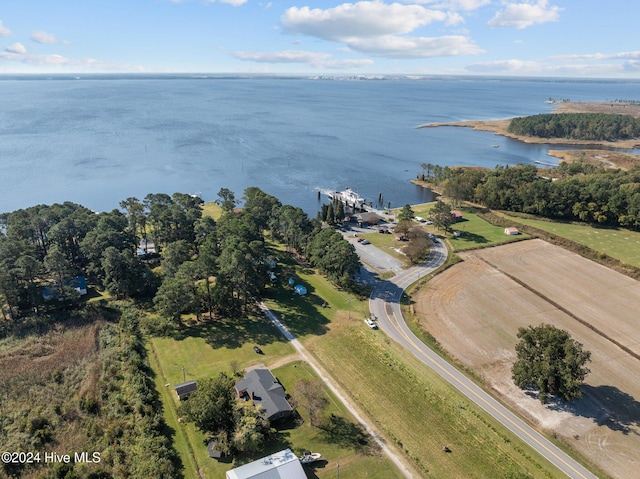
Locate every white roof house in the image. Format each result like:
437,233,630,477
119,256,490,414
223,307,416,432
225,448,305,479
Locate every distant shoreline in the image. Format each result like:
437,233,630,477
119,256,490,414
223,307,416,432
417,101,640,169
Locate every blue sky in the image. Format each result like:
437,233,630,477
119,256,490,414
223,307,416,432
0,0,638,77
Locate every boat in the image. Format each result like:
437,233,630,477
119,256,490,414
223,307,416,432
299,451,322,463
327,187,365,208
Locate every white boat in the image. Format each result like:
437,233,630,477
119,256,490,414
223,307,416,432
327,187,365,208
299,451,322,463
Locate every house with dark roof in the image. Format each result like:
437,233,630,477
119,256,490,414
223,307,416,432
175,380,197,401
234,368,293,422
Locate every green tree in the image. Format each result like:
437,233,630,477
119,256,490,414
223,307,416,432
216,188,237,213
161,240,192,278
430,200,454,232
43,244,76,302
231,400,272,453
179,373,235,434
512,324,591,404
397,204,415,222
154,274,196,325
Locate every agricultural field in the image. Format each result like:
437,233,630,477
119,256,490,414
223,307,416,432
265,258,568,479
497,212,640,268
412,239,640,479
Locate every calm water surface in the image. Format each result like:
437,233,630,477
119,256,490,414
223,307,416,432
1,75,639,214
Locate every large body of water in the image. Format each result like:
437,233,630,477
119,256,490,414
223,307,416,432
1,75,639,215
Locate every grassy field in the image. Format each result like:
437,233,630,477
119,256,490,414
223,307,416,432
148,323,402,479
201,201,223,220
263,255,567,479
497,212,640,267
402,203,529,252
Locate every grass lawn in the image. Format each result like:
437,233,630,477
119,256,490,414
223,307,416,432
148,323,401,479
497,212,640,268
353,230,411,267
405,203,530,251
269,256,568,479
201,201,223,220
303,313,566,479
447,206,529,251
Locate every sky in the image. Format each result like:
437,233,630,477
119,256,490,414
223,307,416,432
0,0,638,78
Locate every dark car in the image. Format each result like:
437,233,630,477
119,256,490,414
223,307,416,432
253,346,263,354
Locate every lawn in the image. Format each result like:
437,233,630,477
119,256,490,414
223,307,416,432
149,245,570,479
201,201,223,220
270,256,567,479
405,203,530,251
497,212,640,268
447,206,530,251
148,324,401,479
303,313,565,479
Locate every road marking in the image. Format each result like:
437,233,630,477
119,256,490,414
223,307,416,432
375,292,595,479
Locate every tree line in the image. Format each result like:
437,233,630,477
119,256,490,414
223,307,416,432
507,113,640,141
421,162,640,230
0,187,360,323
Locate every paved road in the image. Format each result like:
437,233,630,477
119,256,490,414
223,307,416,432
367,241,599,479
258,302,417,478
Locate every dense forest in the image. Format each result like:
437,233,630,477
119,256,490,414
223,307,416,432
421,161,640,230
507,113,640,141
0,187,360,323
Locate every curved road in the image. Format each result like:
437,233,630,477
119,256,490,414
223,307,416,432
367,240,598,479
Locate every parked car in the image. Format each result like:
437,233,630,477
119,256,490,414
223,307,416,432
357,237,364,242
361,239,370,245
365,318,377,329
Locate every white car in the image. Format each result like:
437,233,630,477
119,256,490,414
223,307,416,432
365,318,377,329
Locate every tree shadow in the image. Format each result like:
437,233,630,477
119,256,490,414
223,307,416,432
169,314,289,350
318,414,379,455
302,459,329,479
451,231,490,245
544,384,640,435
263,281,330,338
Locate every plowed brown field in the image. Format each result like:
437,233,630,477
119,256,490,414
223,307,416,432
414,239,640,479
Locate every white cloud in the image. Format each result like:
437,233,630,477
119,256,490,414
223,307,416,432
488,0,561,29
347,34,483,57
233,50,333,63
5,43,27,54
0,20,11,37
0,50,143,72
232,49,374,69
407,0,491,10
465,58,630,77
466,59,539,72
552,51,640,61
280,1,480,59
281,1,454,41
30,30,69,44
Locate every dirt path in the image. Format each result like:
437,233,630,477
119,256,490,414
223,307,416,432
258,303,419,479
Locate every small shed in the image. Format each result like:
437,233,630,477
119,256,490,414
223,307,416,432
294,284,307,296
207,440,224,459
504,227,520,235
175,380,197,401
451,210,464,222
